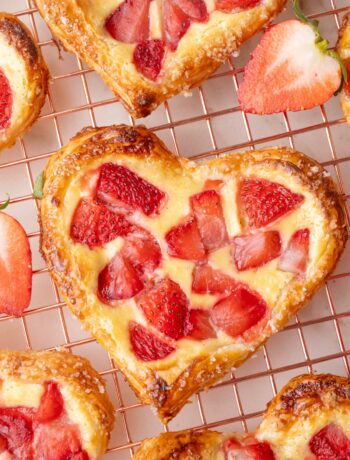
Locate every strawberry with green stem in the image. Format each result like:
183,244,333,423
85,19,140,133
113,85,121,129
238,0,347,114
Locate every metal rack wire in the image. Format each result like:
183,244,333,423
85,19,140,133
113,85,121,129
0,0,349,458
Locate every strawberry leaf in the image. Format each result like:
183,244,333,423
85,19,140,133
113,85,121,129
0,194,10,210
34,172,45,199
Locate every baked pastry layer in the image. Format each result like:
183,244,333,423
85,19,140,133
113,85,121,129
0,12,49,152
135,373,350,459
40,124,346,423
0,349,114,459
34,0,285,118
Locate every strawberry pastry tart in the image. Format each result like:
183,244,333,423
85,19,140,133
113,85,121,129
40,124,346,422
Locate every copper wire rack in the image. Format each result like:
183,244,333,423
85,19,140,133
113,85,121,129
0,0,350,458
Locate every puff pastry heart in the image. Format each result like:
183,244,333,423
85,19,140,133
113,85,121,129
0,349,114,460
40,124,346,423
0,13,49,152
135,373,350,459
337,9,350,125
34,0,285,118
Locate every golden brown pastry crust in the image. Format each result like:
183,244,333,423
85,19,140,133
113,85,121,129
39,124,346,423
0,349,115,459
33,0,285,118
337,9,350,125
134,374,350,459
0,13,49,151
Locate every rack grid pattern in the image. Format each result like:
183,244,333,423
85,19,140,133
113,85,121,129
1,1,349,458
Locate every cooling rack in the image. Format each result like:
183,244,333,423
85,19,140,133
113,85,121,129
0,0,349,458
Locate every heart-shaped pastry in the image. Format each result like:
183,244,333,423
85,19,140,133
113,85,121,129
40,125,346,422
135,373,350,459
338,9,350,125
34,0,285,118
0,13,49,152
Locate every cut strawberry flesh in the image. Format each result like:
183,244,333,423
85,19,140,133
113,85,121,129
238,178,304,229
98,253,143,304
232,231,282,271
216,0,260,12
0,69,12,130
192,263,238,295
129,322,175,361
185,309,216,340
0,409,33,458
211,287,267,337
278,229,310,275
96,163,166,216
190,190,228,252
309,424,350,460
162,0,191,51
166,216,206,261
0,212,32,317
138,278,189,340
105,0,150,43
134,39,165,80
35,381,64,423
121,228,161,275
238,20,342,114
172,0,209,20
70,199,132,248
224,437,276,460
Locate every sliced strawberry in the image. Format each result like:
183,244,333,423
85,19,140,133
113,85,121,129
162,0,191,51
224,437,275,460
0,408,33,458
96,163,166,216
211,287,267,337
80,168,101,197
129,322,175,361
138,278,189,340
105,0,150,43
35,381,64,423
0,69,13,130
121,228,161,275
70,199,132,248
172,0,208,20
192,263,238,295
166,216,206,261
34,421,85,460
0,434,7,453
216,0,260,13
278,229,310,275
134,39,165,81
309,424,350,460
238,178,304,229
70,453,89,460
185,309,216,340
0,212,32,317
190,190,228,252
98,253,143,304
232,231,282,271
238,20,342,114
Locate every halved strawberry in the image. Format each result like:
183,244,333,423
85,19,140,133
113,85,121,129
105,0,150,43
216,0,260,13
96,163,166,216
185,309,216,340
190,190,228,252
309,424,350,460
278,228,310,275
211,287,267,337
0,212,32,317
129,322,175,361
166,216,206,261
35,381,64,423
0,408,33,458
70,199,132,248
0,434,7,453
232,231,281,271
238,178,304,229
98,254,143,304
134,39,165,80
172,0,208,20
0,69,13,130
192,263,238,295
34,421,86,460
162,0,190,51
138,278,189,340
121,228,161,275
224,437,275,460
238,19,342,114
